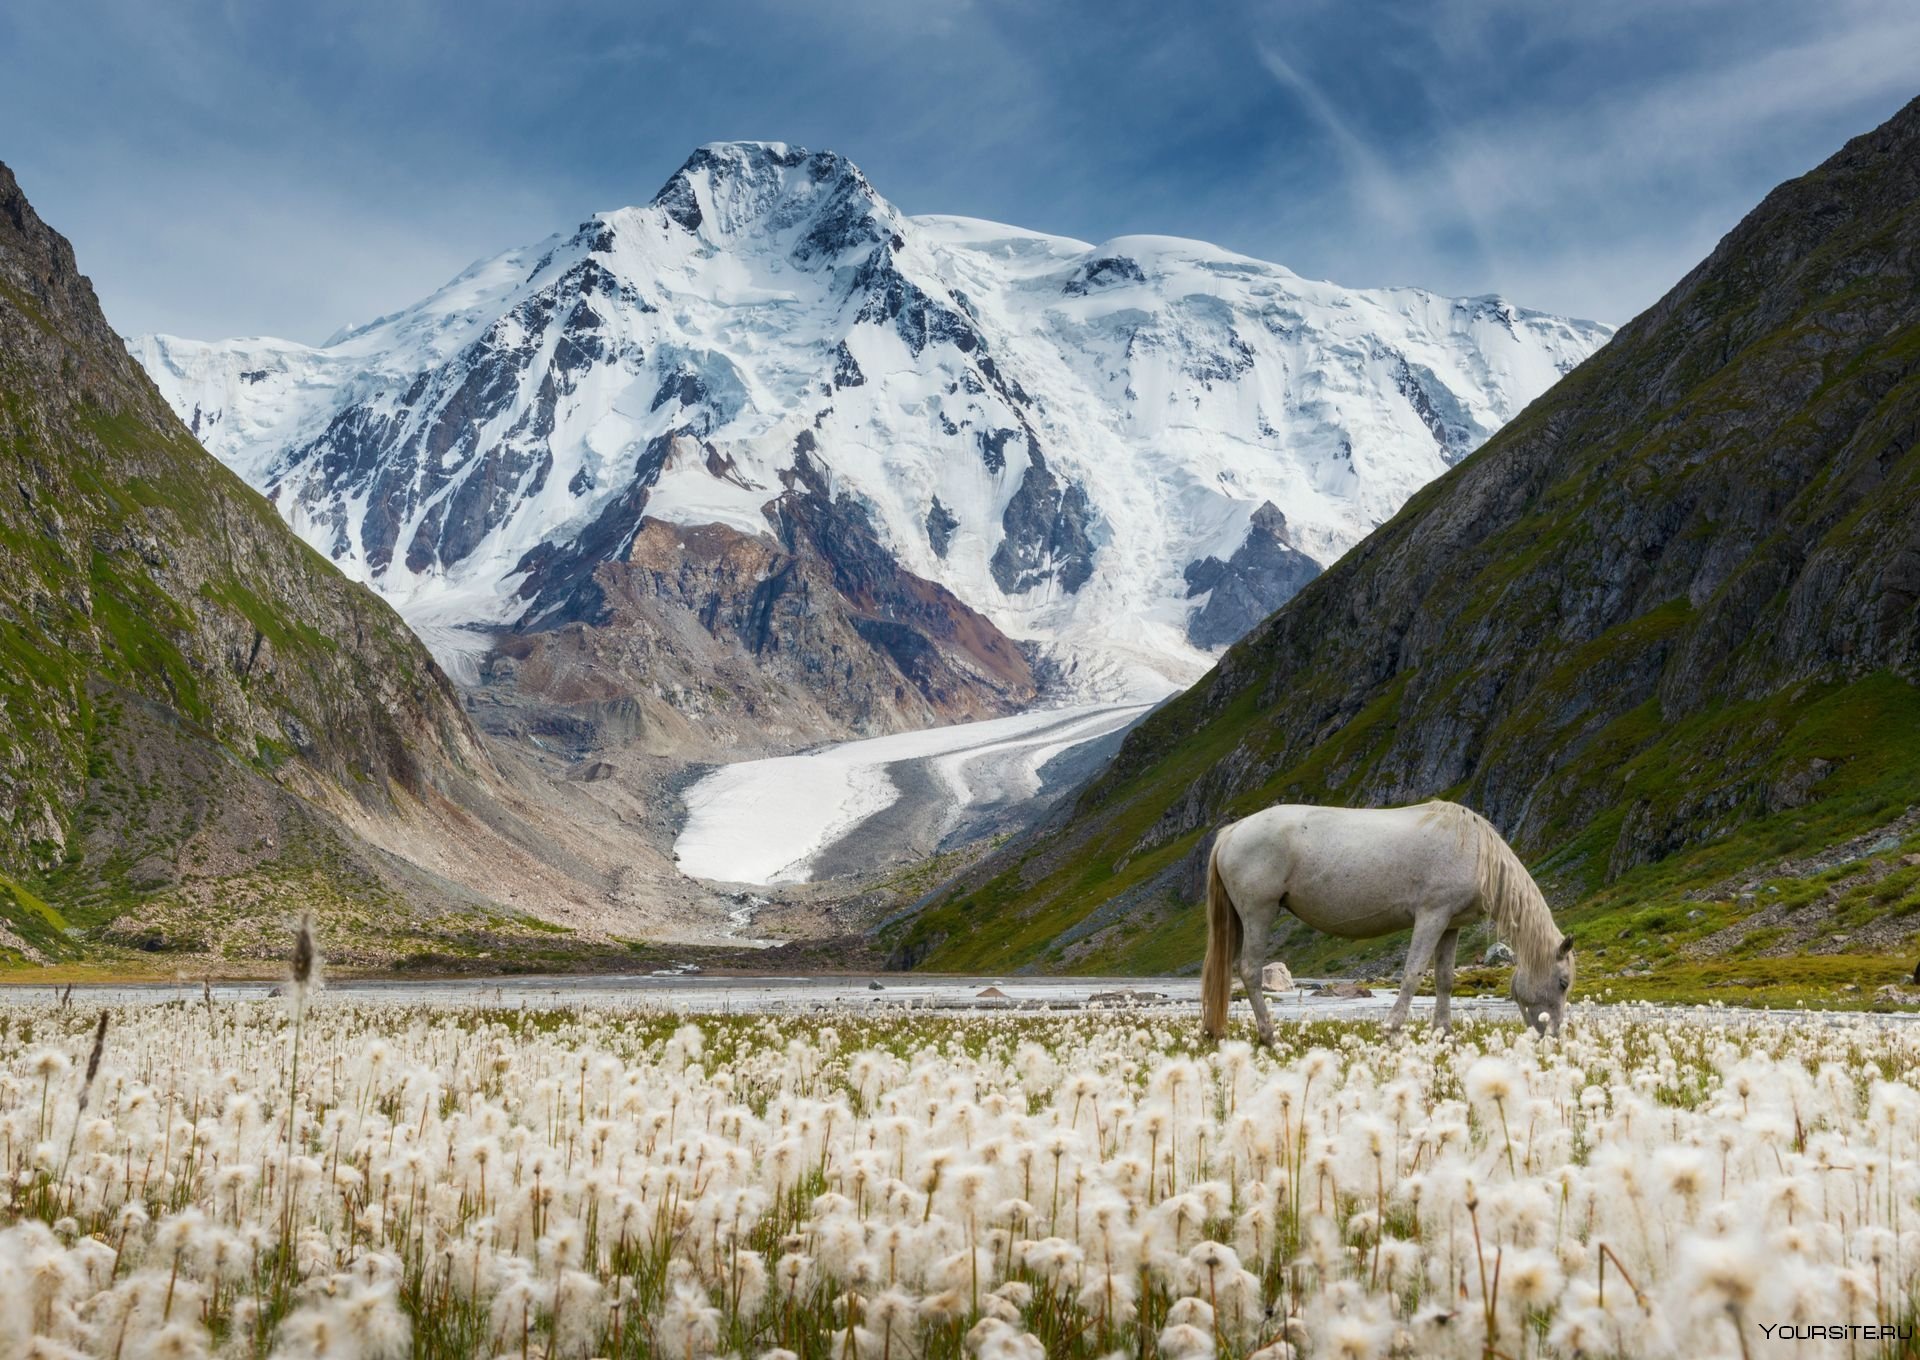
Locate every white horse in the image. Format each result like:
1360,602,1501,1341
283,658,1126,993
1201,800,1574,1043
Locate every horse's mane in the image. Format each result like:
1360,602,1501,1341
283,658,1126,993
1422,802,1560,981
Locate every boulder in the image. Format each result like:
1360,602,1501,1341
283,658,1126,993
1261,961,1296,993
1482,942,1515,966
1312,981,1373,999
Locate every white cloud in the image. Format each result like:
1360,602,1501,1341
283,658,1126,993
1247,0,1920,321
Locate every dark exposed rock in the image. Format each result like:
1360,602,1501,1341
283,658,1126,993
652,367,709,413
976,426,1040,475
767,446,1036,707
1385,347,1481,463
926,497,959,558
854,261,980,357
991,456,1096,595
655,174,703,233
1183,501,1322,647
512,429,679,627
1063,256,1147,295
832,341,865,388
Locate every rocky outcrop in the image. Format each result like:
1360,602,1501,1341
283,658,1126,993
926,497,959,558
990,455,1096,595
500,428,1037,747
1183,502,1321,647
897,95,1920,972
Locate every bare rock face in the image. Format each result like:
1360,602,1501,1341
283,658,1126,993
494,432,1037,753
990,454,1096,596
1183,502,1321,647
898,95,1920,972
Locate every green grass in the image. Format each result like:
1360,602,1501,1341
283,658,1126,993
896,667,1920,1003
1,338,457,957
1588,954,1920,1008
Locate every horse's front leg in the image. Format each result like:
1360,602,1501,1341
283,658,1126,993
1385,912,1447,1033
1431,927,1460,1036
1237,908,1277,1048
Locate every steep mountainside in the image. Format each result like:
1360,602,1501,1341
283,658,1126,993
0,163,705,966
893,97,1920,991
133,144,1608,731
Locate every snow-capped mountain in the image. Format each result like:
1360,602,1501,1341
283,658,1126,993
132,142,1609,704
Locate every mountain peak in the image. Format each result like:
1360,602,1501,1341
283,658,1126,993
131,149,1609,704
649,142,893,252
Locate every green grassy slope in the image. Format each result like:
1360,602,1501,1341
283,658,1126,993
891,97,1920,1001
0,162,502,964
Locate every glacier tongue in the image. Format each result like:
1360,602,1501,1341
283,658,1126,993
130,141,1611,700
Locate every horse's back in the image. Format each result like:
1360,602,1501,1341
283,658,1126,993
1217,800,1482,937
1226,800,1466,849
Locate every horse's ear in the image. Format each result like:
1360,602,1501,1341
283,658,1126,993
1556,935,1574,958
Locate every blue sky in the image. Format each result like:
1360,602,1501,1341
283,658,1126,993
5,0,1915,343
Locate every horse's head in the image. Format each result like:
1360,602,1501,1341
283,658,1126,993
1512,934,1575,1035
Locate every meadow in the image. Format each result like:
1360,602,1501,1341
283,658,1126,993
0,984,1916,1359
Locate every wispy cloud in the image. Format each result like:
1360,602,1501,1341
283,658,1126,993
1,0,1912,338
1226,0,1919,320
1255,43,1432,243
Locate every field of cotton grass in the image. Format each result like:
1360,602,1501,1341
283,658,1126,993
0,988,1917,1360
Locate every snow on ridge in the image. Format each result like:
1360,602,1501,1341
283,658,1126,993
130,143,1613,697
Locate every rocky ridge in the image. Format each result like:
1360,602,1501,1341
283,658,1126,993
133,142,1609,729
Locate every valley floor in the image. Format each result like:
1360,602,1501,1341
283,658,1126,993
4,967,1916,1018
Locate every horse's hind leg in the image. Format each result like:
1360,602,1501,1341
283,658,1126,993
1237,907,1277,1048
1432,928,1461,1035
1385,912,1448,1033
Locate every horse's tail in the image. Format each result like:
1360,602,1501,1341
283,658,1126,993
1202,834,1241,1041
